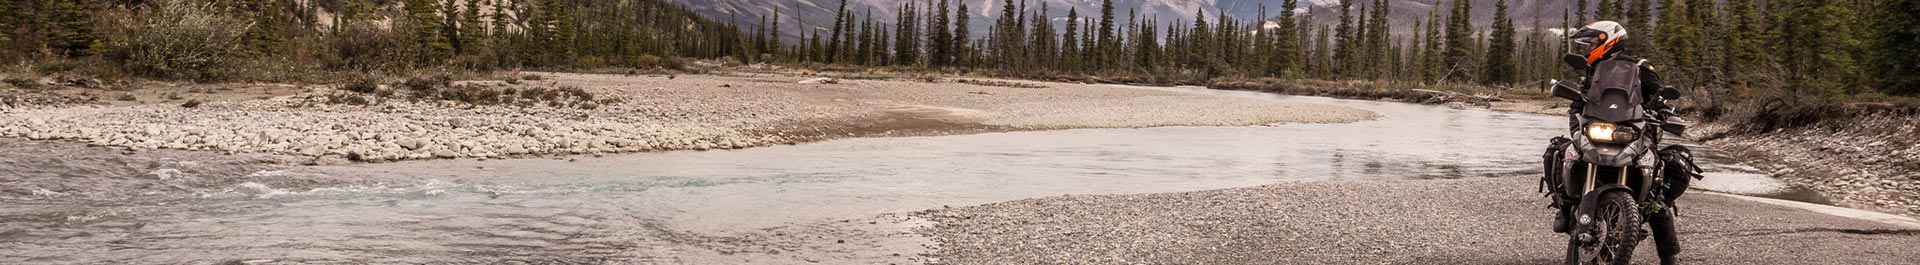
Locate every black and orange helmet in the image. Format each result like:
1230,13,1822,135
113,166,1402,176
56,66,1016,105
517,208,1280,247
1569,21,1628,65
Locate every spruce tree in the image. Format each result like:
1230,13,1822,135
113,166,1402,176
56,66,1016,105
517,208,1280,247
1423,7,1444,83
1062,8,1080,71
1866,0,1920,95
404,0,452,63
1364,0,1389,80
1483,0,1517,85
50,0,99,57
1653,0,1693,86
953,2,970,67
1097,0,1116,70
828,0,848,63
1332,0,1354,79
1272,0,1303,77
1595,0,1619,21
1443,0,1475,83
931,0,952,67
895,3,919,66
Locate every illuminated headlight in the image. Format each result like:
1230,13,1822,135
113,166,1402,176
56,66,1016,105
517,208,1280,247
1586,122,1638,143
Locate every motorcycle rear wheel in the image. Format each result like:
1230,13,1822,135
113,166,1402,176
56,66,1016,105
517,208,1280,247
1565,192,1643,265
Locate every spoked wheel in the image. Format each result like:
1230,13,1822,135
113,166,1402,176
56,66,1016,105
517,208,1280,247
1565,192,1644,265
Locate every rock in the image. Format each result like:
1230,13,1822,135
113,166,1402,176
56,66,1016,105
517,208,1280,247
798,78,839,84
397,138,422,150
432,149,460,159
309,155,352,166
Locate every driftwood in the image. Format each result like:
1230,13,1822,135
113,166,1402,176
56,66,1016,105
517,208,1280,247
1412,89,1505,102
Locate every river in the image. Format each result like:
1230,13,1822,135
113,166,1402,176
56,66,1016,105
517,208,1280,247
0,86,1808,264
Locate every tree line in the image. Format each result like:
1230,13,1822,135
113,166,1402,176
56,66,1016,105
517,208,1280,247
0,0,754,81
2,0,1914,101
771,0,1917,101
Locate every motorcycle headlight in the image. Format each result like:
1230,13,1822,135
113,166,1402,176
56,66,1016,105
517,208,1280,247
1586,122,1638,143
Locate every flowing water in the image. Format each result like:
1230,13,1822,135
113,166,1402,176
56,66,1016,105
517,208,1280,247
0,86,1808,264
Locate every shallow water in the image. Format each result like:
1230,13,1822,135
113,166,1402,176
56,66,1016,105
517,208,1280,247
0,86,1806,264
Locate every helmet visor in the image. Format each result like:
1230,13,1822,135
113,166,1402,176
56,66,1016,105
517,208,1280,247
1570,37,1597,54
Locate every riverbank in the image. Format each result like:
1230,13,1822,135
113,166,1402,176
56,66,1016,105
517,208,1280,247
1694,109,1920,216
915,176,1920,264
0,72,1375,199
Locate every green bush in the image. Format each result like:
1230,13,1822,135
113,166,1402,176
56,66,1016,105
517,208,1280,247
100,0,249,82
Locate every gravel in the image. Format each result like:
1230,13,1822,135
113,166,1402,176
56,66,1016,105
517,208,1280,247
0,73,1374,163
916,177,1920,264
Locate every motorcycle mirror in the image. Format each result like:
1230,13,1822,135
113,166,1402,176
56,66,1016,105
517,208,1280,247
1551,79,1584,102
1659,86,1682,100
1562,54,1590,71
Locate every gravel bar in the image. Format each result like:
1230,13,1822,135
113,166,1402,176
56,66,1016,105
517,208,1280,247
916,177,1920,264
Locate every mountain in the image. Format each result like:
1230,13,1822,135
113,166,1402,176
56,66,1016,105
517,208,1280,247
668,0,1588,44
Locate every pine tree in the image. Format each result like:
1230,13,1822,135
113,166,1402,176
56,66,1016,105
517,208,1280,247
1062,8,1080,71
1271,0,1303,78
1653,0,1694,87
1032,3,1054,71
771,8,784,60
1364,0,1389,80
1097,0,1116,70
1332,0,1354,79
404,0,452,63
953,1,970,67
50,0,99,57
1443,0,1475,83
1576,0,1589,22
895,3,919,66
1423,6,1444,83
1622,0,1652,53
1595,0,1620,21
1483,0,1518,85
1722,0,1763,92
828,0,848,63
931,0,952,67
456,0,485,55
1866,0,1920,95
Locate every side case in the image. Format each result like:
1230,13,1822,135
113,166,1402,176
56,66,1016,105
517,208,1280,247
1541,137,1574,196
1657,145,1704,200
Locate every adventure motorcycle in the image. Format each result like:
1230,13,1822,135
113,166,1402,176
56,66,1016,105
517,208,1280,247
1541,54,1704,265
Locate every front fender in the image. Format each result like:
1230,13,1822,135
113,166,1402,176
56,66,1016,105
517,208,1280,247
1571,185,1635,236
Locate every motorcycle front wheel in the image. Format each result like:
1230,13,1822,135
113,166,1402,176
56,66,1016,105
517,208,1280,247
1565,191,1643,265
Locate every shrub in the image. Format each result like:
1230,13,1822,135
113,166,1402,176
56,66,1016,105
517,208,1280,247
323,22,408,71
342,76,379,94
326,93,369,105
100,0,249,82
558,85,593,101
402,74,451,92
3,74,41,89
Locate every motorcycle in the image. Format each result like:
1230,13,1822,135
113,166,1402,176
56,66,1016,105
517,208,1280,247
1542,54,1704,265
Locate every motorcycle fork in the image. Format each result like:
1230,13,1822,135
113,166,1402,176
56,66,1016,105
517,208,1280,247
1578,165,1628,195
